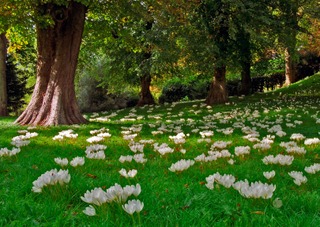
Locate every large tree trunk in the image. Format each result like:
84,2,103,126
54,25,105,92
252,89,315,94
205,66,228,105
15,2,87,126
0,33,8,116
137,51,155,106
284,47,297,86
283,3,298,87
137,74,155,106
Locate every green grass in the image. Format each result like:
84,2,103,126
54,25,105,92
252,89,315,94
1,74,320,226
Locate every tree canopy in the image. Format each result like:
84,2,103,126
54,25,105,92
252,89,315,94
1,0,319,125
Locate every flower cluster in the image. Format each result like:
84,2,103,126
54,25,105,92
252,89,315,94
11,131,38,147
32,169,71,193
210,141,232,150
153,143,174,156
304,163,320,174
0,147,21,157
280,141,306,155
290,133,305,141
304,138,320,146
119,154,147,164
81,183,141,207
119,169,138,178
168,159,195,172
234,146,251,157
122,199,144,215
53,129,78,141
263,170,276,180
54,157,68,167
205,172,236,189
288,171,307,186
169,132,186,144
129,142,144,153
262,154,294,165
233,180,276,199
85,144,107,159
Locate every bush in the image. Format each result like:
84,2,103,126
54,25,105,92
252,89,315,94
159,77,210,104
76,74,138,113
6,55,31,115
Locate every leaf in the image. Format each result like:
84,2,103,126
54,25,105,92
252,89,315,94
86,173,97,179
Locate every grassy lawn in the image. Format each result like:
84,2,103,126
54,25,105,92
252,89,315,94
1,74,319,226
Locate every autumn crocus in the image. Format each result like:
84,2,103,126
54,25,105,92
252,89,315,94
122,199,144,215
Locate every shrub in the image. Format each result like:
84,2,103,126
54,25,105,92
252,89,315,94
158,77,210,104
6,55,31,115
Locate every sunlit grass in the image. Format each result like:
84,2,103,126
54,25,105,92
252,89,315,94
0,74,319,226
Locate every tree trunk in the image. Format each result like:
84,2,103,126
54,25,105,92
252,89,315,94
284,47,297,86
205,66,228,105
137,74,155,106
0,33,8,116
283,3,298,87
15,2,87,126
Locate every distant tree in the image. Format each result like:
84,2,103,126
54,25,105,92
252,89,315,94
276,0,320,86
0,33,7,116
6,55,30,115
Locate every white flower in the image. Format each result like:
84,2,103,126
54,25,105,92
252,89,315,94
133,153,147,164
122,199,144,215
288,171,307,186
262,154,294,166
233,180,276,199
263,170,276,179
304,138,320,146
86,136,104,143
290,133,305,141
53,130,77,141
0,147,21,157
205,172,236,189
32,169,71,193
70,157,85,167
210,141,232,150
168,159,195,172
83,205,96,216
54,157,69,167
129,142,144,153
199,130,214,138
81,187,108,206
154,143,174,156
169,132,186,144
234,146,251,156
119,169,138,178
119,155,133,163
86,150,105,159
304,163,320,174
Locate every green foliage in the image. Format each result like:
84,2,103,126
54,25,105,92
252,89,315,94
158,75,210,104
252,56,285,77
6,55,32,115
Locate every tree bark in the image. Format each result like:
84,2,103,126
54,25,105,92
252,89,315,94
284,47,297,86
15,2,87,126
137,51,155,106
205,66,228,105
0,33,8,116
283,3,298,86
137,74,155,106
